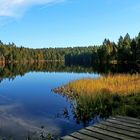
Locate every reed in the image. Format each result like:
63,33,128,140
54,74,140,121
66,74,140,96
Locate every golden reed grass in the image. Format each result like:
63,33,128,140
67,74,140,96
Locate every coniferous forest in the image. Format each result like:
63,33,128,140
1,0,140,139
0,33,140,65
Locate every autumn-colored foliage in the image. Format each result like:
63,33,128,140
67,74,140,96
54,74,140,122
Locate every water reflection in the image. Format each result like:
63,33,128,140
0,63,100,139
0,62,139,82
0,62,139,139
61,92,140,126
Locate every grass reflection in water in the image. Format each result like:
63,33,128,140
54,74,140,125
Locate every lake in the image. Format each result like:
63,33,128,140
0,62,101,139
0,62,139,139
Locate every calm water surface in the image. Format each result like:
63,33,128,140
0,62,138,139
0,69,99,139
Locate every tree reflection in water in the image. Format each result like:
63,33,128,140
0,61,139,82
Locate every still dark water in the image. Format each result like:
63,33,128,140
0,62,139,139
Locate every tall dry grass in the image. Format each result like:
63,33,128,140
54,74,140,119
67,74,140,96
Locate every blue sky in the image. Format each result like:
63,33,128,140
0,0,140,48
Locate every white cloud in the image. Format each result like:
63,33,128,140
0,0,64,17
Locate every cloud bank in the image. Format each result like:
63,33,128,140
0,0,63,17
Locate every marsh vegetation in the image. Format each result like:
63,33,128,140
54,74,140,125
0,32,140,139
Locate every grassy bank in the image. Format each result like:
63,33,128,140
56,74,140,96
54,74,140,124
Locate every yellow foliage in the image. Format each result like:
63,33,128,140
67,74,140,96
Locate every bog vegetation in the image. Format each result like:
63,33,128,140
54,74,140,125
66,74,140,96
0,32,140,138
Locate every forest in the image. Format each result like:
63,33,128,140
0,33,140,65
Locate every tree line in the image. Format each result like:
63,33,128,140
0,33,140,65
